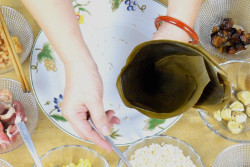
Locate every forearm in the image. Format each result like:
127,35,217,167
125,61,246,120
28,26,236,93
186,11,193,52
154,0,202,42
20,0,94,64
168,0,202,28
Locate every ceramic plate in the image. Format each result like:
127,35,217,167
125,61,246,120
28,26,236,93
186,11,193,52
30,0,182,146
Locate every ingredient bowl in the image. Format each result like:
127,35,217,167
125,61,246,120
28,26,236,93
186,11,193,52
33,145,109,167
194,0,250,60
117,135,204,167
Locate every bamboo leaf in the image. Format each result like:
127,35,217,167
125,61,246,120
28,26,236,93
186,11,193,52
50,114,67,122
117,40,231,119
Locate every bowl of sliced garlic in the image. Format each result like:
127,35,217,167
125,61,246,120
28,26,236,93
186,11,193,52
199,60,250,143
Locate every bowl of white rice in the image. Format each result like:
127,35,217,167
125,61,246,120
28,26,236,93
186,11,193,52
117,135,204,167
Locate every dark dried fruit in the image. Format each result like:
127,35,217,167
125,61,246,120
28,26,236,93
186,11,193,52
219,18,234,30
229,28,237,35
230,33,240,44
211,18,250,55
211,35,227,48
225,46,237,55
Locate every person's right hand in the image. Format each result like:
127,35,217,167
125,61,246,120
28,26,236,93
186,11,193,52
61,57,120,152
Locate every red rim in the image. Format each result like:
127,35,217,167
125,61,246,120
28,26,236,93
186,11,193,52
155,16,199,45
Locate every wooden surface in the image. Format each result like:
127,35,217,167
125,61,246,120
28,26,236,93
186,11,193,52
0,0,237,167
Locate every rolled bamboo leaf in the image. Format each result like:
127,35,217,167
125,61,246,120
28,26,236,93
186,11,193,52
194,49,231,110
117,40,231,119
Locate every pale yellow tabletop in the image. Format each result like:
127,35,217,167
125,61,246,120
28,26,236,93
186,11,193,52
0,0,237,167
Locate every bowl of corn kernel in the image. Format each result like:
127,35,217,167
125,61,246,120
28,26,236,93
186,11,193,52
33,145,109,167
199,60,250,143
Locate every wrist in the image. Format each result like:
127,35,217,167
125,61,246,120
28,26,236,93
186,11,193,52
60,44,96,67
167,13,194,29
153,22,190,43
64,58,97,71
167,0,202,29
154,16,199,44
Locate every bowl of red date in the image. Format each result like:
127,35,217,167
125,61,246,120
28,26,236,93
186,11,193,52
0,78,38,154
194,0,250,60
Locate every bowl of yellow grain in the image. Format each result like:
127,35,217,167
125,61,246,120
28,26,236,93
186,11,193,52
33,145,109,167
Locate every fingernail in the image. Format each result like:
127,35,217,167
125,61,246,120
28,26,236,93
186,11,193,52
101,125,111,136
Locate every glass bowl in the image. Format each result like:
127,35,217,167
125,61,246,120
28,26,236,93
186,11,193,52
0,78,38,154
199,60,250,143
117,135,204,167
194,0,250,60
212,144,250,167
0,159,13,167
33,145,109,167
0,6,33,74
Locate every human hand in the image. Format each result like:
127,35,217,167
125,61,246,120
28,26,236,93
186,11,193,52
61,59,120,152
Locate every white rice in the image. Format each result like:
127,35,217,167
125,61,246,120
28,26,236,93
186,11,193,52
129,143,197,167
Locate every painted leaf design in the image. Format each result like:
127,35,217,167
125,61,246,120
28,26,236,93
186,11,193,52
73,1,90,8
110,0,125,12
31,62,39,73
73,4,82,8
109,129,122,140
51,114,67,122
78,7,91,14
37,43,56,63
144,118,166,131
44,101,51,105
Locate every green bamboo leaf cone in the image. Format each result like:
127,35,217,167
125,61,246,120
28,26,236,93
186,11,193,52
117,40,231,119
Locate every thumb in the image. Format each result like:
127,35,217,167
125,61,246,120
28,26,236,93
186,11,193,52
88,101,111,136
